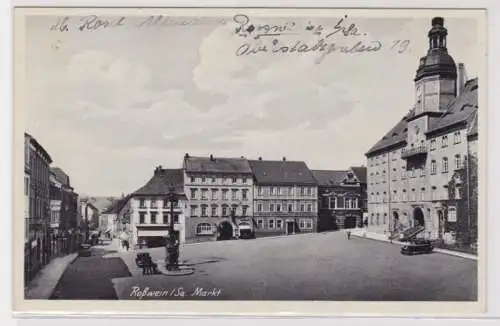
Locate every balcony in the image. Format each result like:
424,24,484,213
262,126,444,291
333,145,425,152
401,145,428,159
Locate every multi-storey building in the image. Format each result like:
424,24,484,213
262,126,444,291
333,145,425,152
79,200,99,232
50,167,79,232
312,167,367,232
365,17,479,246
124,167,186,247
24,134,31,242
183,154,254,242
249,158,318,236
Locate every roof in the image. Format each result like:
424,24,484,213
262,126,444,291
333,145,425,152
50,167,70,186
25,133,53,164
249,160,317,185
467,109,478,137
311,170,349,186
81,196,118,213
132,168,185,196
102,195,131,214
366,78,478,156
184,156,252,174
350,166,367,184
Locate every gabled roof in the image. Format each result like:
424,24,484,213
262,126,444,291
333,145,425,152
350,166,367,184
102,195,131,214
249,160,317,185
366,78,478,156
132,168,185,197
184,156,252,174
311,170,348,186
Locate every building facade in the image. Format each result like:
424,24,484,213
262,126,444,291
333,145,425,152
183,154,254,242
125,167,186,247
249,158,318,236
365,17,479,246
49,171,63,231
312,167,367,232
50,167,79,232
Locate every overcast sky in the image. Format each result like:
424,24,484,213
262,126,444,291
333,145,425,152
23,11,482,196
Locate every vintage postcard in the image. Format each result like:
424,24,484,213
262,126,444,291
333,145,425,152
13,7,487,316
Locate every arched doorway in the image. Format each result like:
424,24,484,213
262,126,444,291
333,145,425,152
218,221,233,240
393,212,400,231
413,207,425,227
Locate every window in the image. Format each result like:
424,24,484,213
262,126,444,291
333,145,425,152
402,190,407,201
270,204,275,212
201,176,206,183
300,187,305,196
231,189,238,200
288,187,294,196
455,186,462,200
150,212,157,224
420,167,426,177
257,204,262,212
211,189,218,200
196,223,213,235
420,188,425,201
139,199,146,208
276,219,283,229
454,131,461,144
242,177,247,184
201,206,207,217
271,187,276,195
430,139,436,151
442,157,449,173
307,203,312,212
173,214,179,224
393,190,397,201
201,189,208,200
447,206,457,222
232,177,237,184
139,212,146,224
269,219,275,229
300,204,305,212
24,177,29,196
211,206,217,216
442,135,448,148
212,176,217,183
257,219,264,228
345,198,351,208
222,189,228,200
190,205,198,216
242,189,248,200
190,176,195,183
276,203,281,212
455,155,462,170
299,219,306,229
431,160,437,174
190,189,197,199
329,197,337,209
242,206,248,216
288,203,293,212
222,206,228,216
257,187,263,196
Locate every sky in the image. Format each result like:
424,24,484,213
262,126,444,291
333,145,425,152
23,11,482,196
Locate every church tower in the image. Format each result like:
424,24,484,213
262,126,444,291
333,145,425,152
414,17,457,115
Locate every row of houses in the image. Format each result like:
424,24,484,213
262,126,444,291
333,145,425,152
105,155,367,247
24,133,82,284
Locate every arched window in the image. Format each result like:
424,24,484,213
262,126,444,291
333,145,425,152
431,160,437,174
196,223,213,235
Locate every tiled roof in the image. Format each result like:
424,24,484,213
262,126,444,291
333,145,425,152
132,168,185,196
102,196,131,214
366,78,478,156
467,109,478,137
311,170,348,186
184,156,252,174
249,160,317,185
350,166,367,184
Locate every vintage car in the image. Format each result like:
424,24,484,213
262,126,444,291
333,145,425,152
238,224,256,240
401,241,434,255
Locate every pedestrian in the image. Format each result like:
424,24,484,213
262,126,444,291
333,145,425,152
123,240,129,251
346,230,351,240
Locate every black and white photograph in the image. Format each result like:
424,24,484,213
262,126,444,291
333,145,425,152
13,7,486,313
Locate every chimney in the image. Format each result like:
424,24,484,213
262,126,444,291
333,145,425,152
282,157,286,161
258,157,262,161
457,63,466,97
210,154,214,161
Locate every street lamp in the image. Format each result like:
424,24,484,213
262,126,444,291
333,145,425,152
165,188,180,271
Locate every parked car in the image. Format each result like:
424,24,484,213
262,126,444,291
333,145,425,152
401,242,433,255
239,229,256,240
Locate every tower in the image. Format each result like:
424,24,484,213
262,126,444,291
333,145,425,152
414,17,457,115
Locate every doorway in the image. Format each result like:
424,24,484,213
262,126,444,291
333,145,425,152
286,221,295,235
393,212,400,231
218,221,233,240
413,207,425,227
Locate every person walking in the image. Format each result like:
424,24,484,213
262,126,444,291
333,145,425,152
346,230,351,240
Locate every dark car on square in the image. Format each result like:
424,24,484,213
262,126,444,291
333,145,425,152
401,240,434,255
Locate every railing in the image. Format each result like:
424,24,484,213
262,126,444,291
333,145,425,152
401,145,428,159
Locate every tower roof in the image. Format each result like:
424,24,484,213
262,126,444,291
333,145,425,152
415,17,457,81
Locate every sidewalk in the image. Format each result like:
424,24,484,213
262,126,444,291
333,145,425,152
24,252,79,299
350,229,477,261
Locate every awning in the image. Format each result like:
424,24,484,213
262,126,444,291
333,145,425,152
137,229,169,237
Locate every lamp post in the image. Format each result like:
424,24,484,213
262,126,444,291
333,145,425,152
165,188,180,271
